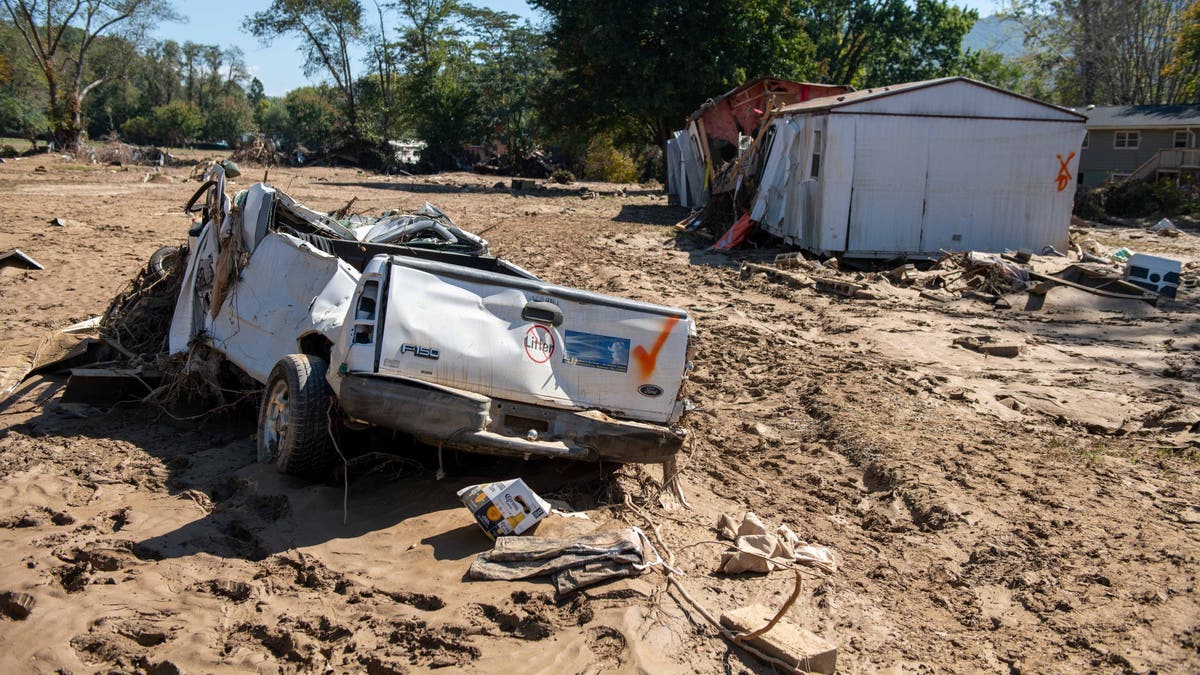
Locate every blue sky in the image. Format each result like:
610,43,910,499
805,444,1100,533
152,0,1002,97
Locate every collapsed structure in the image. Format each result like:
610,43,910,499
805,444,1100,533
666,78,852,208
669,77,1087,258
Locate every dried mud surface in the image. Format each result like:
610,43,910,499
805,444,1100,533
1,155,1199,673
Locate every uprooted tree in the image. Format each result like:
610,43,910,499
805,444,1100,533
2,0,176,150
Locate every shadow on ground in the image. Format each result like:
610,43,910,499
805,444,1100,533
10,379,613,563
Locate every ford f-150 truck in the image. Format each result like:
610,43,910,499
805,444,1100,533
168,167,695,478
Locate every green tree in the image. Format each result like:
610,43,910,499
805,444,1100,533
1164,0,1200,100
0,19,48,143
963,48,1030,91
203,93,254,145
2,0,178,149
474,17,551,157
247,77,266,107
283,86,338,150
258,98,291,143
531,0,816,146
246,0,364,137
81,33,143,138
118,113,152,142
1006,0,1197,104
151,99,202,146
140,39,181,108
390,1,512,165
800,0,978,86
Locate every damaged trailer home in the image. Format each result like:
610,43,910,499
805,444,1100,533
666,78,852,208
749,77,1087,258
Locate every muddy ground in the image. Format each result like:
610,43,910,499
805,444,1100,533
0,154,1198,674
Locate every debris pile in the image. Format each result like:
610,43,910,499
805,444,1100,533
230,134,283,167
929,251,1031,295
99,246,186,358
93,142,188,167
474,150,554,178
736,238,1189,311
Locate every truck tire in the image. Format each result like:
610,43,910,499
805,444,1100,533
258,354,336,479
147,245,184,280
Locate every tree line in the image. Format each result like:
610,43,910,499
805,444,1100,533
2,0,1199,174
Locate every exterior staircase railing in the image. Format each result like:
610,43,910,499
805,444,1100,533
1128,148,1200,181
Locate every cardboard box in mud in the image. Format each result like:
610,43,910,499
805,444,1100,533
458,479,551,539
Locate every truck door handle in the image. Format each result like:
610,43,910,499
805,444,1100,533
522,301,563,327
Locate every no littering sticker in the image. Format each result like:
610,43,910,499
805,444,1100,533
524,325,555,363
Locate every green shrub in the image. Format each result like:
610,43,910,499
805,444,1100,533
581,136,638,183
151,102,204,147
1084,178,1200,219
119,116,154,144
1073,187,1105,220
1101,180,1161,217
0,144,16,158
550,168,575,184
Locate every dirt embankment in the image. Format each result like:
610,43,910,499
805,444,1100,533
0,157,1198,673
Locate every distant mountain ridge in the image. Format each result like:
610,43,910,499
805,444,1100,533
964,14,1024,58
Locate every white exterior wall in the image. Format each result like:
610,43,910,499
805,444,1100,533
830,114,1081,256
763,80,1084,256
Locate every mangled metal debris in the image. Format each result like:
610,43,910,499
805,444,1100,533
0,249,43,271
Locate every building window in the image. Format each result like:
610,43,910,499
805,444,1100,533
1110,172,1130,182
1113,131,1140,149
1082,132,1089,149
810,130,822,178
1174,130,1191,148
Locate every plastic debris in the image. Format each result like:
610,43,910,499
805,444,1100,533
1125,253,1182,298
1150,218,1180,237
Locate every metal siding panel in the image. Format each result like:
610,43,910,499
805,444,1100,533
918,118,1078,253
813,116,854,252
829,114,1081,256
846,116,928,253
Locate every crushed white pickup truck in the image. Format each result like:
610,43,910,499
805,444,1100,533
168,166,696,478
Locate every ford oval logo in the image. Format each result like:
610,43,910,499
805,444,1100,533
638,384,663,397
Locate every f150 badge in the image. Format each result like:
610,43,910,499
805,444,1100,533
400,343,440,359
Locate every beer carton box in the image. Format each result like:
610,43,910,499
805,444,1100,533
457,478,550,540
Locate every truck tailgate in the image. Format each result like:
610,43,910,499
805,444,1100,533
370,257,691,425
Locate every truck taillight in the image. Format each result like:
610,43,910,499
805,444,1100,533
353,280,380,344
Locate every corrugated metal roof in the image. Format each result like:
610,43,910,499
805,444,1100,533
1074,104,1200,128
777,76,1085,119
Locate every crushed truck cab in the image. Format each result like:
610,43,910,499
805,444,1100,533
168,169,695,476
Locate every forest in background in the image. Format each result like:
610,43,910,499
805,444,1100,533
2,0,1199,179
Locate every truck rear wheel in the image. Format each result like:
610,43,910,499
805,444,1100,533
258,354,336,479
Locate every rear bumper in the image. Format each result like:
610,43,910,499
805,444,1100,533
336,373,683,463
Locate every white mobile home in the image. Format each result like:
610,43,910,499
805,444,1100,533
752,77,1086,258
